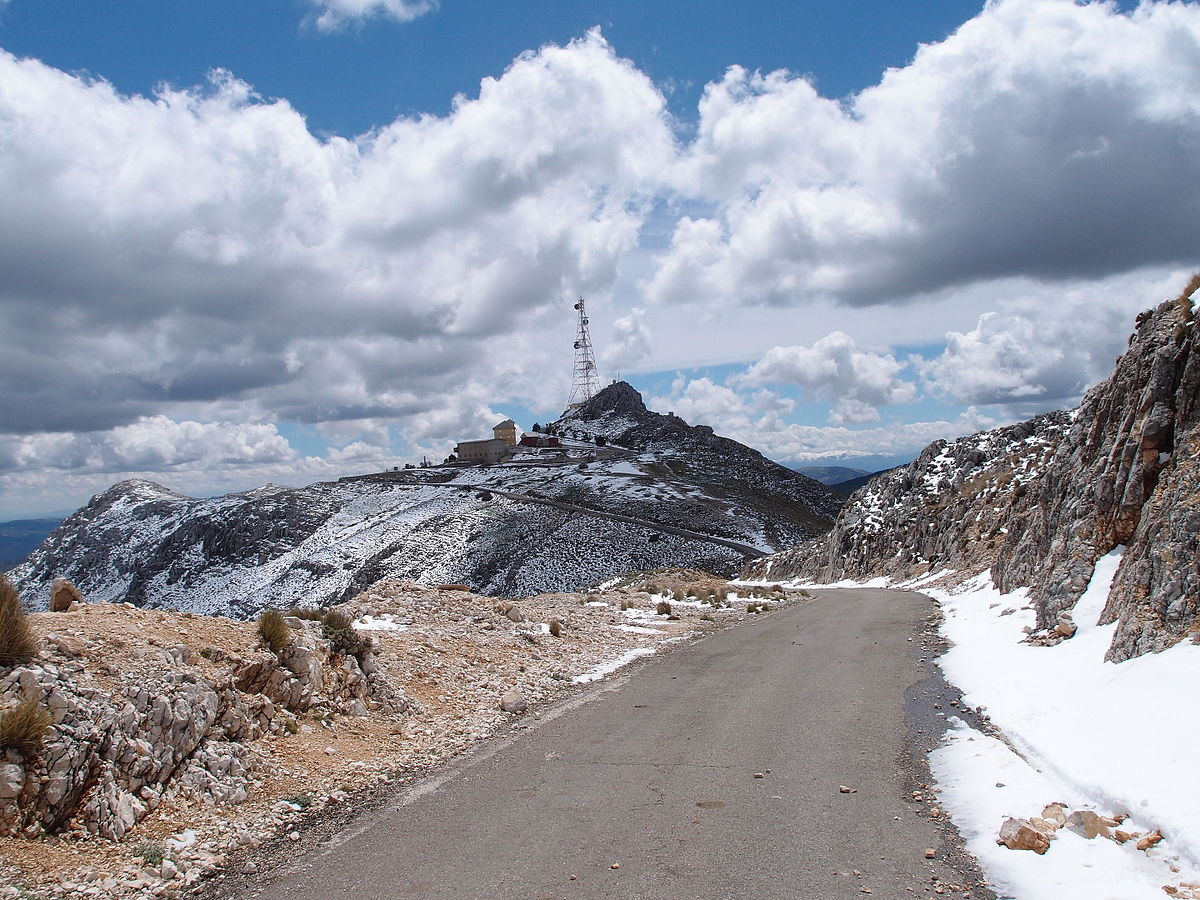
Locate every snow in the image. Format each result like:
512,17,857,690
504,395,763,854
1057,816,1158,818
928,550,1200,898
611,623,663,635
571,647,657,683
353,614,410,632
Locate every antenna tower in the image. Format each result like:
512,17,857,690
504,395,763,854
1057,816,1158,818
567,297,600,409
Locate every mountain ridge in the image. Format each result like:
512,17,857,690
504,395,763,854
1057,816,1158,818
745,283,1200,662
12,384,841,618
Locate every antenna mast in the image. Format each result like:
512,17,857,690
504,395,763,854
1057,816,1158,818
567,297,600,409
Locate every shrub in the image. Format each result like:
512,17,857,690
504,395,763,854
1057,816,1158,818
656,600,672,616
321,610,372,660
0,700,53,758
549,618,562,637
258,609,292,654
49,578,82,613
0,576,37,667
135,844,164,867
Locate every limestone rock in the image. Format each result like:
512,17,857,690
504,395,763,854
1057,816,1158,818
999,817,1052,854
743,289,1200,663
499,691,527,714
1066,810,1112,839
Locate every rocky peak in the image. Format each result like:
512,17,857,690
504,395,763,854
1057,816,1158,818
554,381,843,536
572,380,648,419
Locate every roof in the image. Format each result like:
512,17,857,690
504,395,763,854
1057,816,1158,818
493,419,517,428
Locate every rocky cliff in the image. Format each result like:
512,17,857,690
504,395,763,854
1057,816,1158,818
745,280,1200,662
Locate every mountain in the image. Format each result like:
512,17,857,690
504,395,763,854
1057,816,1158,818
553,381,842,536
12,384,841,619
745,281,1200,662
0,518,63,571
827,468,896,497
795,465,869,486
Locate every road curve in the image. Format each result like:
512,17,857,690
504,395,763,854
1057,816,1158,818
222,589,990,899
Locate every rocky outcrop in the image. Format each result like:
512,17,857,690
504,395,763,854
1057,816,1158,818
745,410,1070,588
554,381,843,540
0,611,413,841
745,282,1200,662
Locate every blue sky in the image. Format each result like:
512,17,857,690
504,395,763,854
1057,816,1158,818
1,1,983,135
0,0,1196,516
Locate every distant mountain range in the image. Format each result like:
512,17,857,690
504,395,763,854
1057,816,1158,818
0,518,62,571
12,383,842,618
794,465,869,485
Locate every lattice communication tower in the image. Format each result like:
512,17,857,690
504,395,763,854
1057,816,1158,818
567,297,600,409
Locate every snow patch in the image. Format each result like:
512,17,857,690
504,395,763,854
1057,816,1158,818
571,647,657,683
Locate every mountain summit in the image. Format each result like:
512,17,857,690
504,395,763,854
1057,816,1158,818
13,385,840,618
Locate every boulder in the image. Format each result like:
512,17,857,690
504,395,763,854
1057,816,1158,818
499,691,527,714
1066,810,1112,840
999,817,1052,854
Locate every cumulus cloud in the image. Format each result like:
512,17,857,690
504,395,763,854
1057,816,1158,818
736,331,915,425
651,376,995,464
601,307,653,373
648,0,1200,308
916,272,1166,407
0,32,672,436
0,418,294,476
306,0,438,31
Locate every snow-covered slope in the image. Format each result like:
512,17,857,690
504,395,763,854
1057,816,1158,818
12,388,841,618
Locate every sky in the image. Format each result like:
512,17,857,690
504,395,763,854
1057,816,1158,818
0,0,1197,518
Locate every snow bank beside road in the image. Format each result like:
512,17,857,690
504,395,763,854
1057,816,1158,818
927,551,1200,899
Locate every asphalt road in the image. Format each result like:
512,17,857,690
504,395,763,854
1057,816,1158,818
229,589,991,899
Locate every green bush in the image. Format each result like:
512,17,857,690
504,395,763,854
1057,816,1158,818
0,576,37,667
321,610,372,660
258,609,292,654
0,700,53,758
135,844,164,866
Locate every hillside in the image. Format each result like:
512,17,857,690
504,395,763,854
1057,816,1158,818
0,573,803,896
745,284,1200,662
12,386,840,619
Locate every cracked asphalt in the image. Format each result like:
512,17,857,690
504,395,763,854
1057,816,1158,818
224,588,993,899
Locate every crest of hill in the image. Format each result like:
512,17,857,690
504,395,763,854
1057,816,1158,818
554,381,843,530
745,279,1200,662
10,388,839,618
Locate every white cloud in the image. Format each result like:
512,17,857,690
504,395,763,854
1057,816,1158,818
0,31,672,433
916,270,1177,407
601,307,653,373
306,0,438,31
0,418,294,475
651,376,996,464
648,0,1200,309
736,331,915,425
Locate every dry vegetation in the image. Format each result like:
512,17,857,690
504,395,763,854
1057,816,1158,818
0,575,37,667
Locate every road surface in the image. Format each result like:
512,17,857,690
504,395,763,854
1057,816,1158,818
220,589,991,899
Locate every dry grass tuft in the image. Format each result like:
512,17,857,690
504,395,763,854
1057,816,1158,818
0,576,37,667
258,609,292,654
0,700,53,758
